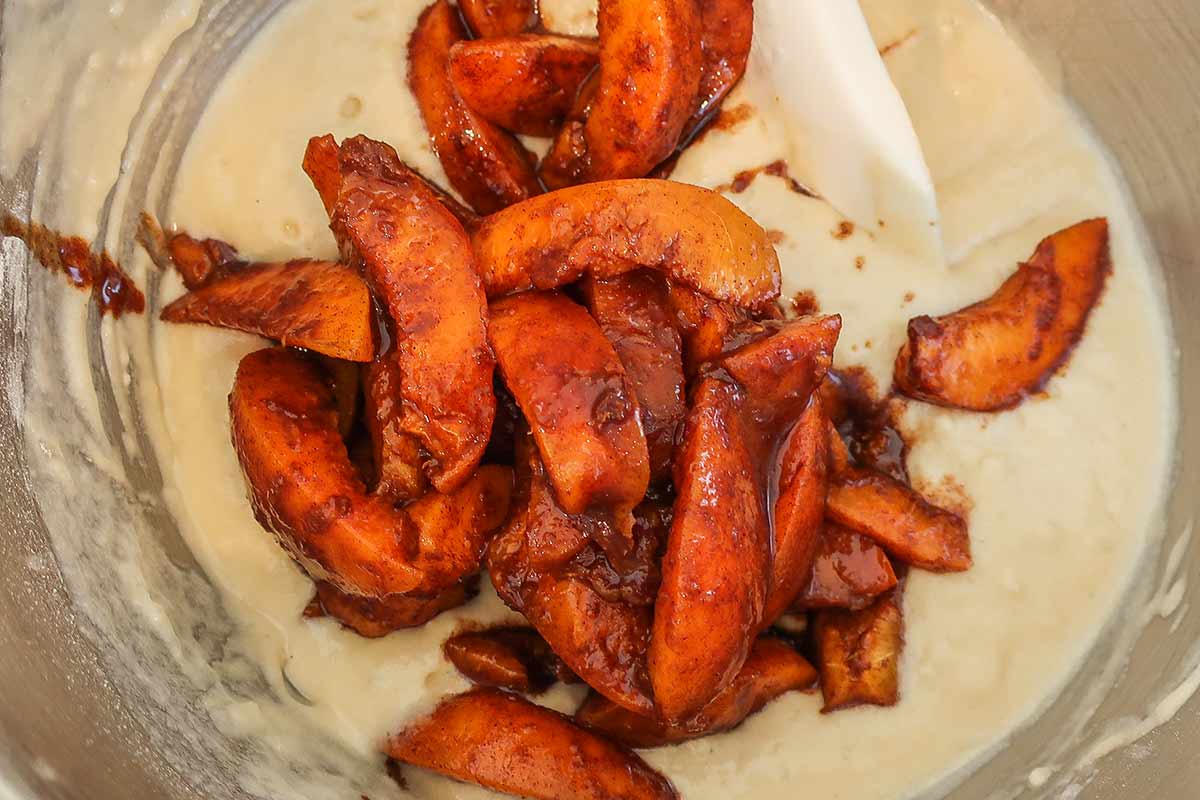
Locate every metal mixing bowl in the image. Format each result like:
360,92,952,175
0,1,1196,798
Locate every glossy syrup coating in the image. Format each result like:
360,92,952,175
795,525,899,611
489,290,650,533
762,395,830,626
651,317,841,723
450,34,599,137
682,0,754,142
487,436,657,714
408,0,541,213
582,271,687,483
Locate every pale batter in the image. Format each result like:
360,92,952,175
146,0,1173,798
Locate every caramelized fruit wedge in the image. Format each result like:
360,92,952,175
311,578,477,638
362,354,427,502
459,0,539,38
651,318,841,723
333,135,496,493
488,437,655,714
386,688,679,800
894,218,1111,411
160,260,374,362
826,467,971,572
666,283,752,373
814,581,906,712
540,69,599,190
304,134,473,498
303,133,480,232
165,232,245,290
827,418,852,475
544,0,701,183
489,291,649,532
444,627,575,694
683,0,754,141
582,271,686,482
649,378,763,724
449,35,600,137
762,396,829,626
230,348,510,597
408,0,541,214
795,525,898,611
473,180,782,312
577,636,817,748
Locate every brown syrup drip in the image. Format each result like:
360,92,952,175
714,160,818,198
823,367,909,483
649,103,757,180
2,213,145,317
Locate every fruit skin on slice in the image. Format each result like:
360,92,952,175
386,688,679,800
894,218,1112,411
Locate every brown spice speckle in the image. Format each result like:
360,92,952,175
834,221,855,240
766,229,786,246
903,291,916,303
715,160,818,197
790,290,820,317
855,256,866,270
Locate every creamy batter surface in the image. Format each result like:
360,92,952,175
153,0,1175,798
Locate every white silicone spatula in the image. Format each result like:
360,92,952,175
752,0,945,268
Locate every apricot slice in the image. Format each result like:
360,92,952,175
450,34,600,137
539,69,599,190
666,283,754,373
814,582,905,712
762,396,829,626
489,291,649,532
459,0,539,38
473,180,782,312
385,688,679,800
408,0,541,214
311,579,477,638
684,0,754,140
332,135,496,493
443,627,575,694
577,637,817,748
165,232,244,290
160,259,374,362
894,218,1111,411
826,467,971,572
230,347,510,597
795,525,898,611
545,0,701,183
650,318,840,723
303,133,480,233
582,272,686,482
649,379,763,723
362,354,427,502
488,436,655,714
